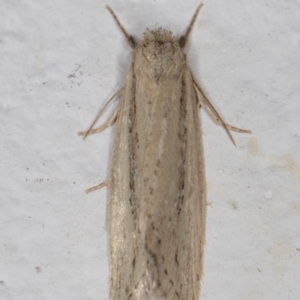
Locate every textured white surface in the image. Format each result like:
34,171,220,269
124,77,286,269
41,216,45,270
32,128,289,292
1,0,299,299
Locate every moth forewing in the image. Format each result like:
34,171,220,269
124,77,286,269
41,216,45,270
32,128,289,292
80,3,250,300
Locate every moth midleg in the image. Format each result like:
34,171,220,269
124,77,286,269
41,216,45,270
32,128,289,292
79,88,122,194
79,105,116,191
201,99,251,134
179,3,204,48
106,6,136,49
78,88,122,139
194,78,251,133
78,107,118,137
85,180,107,194
193,77,251,145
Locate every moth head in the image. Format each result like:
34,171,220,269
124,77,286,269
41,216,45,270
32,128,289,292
141,29,180,61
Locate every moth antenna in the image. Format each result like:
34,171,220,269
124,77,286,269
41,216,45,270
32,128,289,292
106,6,136,49
179,3,204,48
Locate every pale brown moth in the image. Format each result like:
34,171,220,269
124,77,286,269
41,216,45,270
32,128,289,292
79,3,250,300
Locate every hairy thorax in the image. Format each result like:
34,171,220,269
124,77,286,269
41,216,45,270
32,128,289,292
133,29,186,83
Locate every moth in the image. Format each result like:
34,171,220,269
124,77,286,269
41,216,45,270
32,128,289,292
79,3,250,300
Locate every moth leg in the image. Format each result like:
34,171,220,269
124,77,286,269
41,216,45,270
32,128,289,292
106,6,136,49
78,88,122,139
86,180,107,194
193,77,251,146
179,3,204,48
197,89,251,134
78,107,118,137
204,103,251,134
